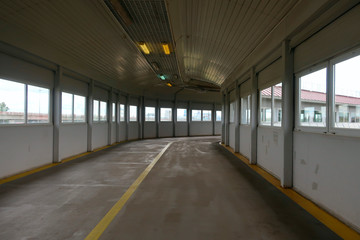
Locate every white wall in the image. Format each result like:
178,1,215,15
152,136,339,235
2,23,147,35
257,127,284,179
159,122,173,137
175,122,188,137
215,122,221,135
229,123,236,149
128,123,139,140
190,122,213,136
293,131,360,231
59,124,87,160
144,122,156,138
118,122,126,141
92,123,108,149
0,125,53,178
111,122,116,143
239,125,251,160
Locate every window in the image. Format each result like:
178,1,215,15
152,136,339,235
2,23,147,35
112,103,116,122
129,105,137,122
0,79,25,124
334,54,360,129
216,110,222,121
93,100,99,122
202,110,212,121
192,109,201,121
62,92,73,123
100,101,107,121
145,107,155,121
260,84,282,127
74,95,86,122
177,108,187,122
299,68,327,127
0,79,50,125
27,85,50,123
229,102,235,123
160,108,172,122
241,95,251,125
119,104,125,122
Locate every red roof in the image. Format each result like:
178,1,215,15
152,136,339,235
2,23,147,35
261,86,360,105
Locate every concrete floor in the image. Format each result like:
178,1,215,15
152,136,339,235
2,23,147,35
0,137,340,239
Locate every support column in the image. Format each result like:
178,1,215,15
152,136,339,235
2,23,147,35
225,90,230,146
140,96,144,139
173,99,176,137
87,79,94,151
234,83,240,152
221,93,226,143
125,95,129,141
107,88,112,145
187,101,191,136
282,40,294,188
156,99,159,138
116,94,120,142
250,68,258,164
212,103,216,136
53,66,62,163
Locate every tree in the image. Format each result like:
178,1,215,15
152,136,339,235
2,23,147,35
0,102,9,112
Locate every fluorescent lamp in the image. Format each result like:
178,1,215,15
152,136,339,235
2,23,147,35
161,43,170,55
159,74,166,80
166,82,172,87
139,42,150,54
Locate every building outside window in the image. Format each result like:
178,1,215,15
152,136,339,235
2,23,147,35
202,110,212,121
112,103,116,122
260,84,282,127
229,102,235,123
216,110,222,121
119,104,125,121
93,100,99,122
260,87,272,125
145,107,155,121
177,108,187,122
241,95,251,125
192,109,201,121
160,108,172,121
74,95,86,122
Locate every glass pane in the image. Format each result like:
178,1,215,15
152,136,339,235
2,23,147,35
160,108,172,122
27,85,49,123
273,84,282,127
129,105,137,122
74,95,86,122
145,107,155,121
299,68,327,127
334,55,360,129
62,92,73,123
112,103,116,122
100,101,107,121
93,100,99,122
229,102,235,123
202,110,212,121
0,79,25,124
260,87,271,125
119,104,125,122
216,110,222,121
241,97,248,124
177,108,187,122
192,109,201,121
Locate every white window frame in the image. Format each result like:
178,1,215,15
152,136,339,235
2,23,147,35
160,107,172,122
191,109,202,122
259,86,281,128
202,110,212,122
119,104,125,122
176,108,187,122
129,105,138,122
62,92,86,124
145,106,156,122
216,110,222,122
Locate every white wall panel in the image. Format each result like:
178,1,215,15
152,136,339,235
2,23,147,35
159,122,173,137
215,122,221,135
92,123,108,149
228,123,236,149
111,122,116,143
93,86,108,101
59,124,87,160
176,101,188,108
128,123,139,140
119,95,126,104
0,125,53,178
294,5,360,72
159,100,173,108
191,102,212,109
144,122,156,138
144,98,156,107
175,122,188,137
61,75,88,96
0,52,54,88
257,127,284,179
118,122,126,141
128,97,139,105
293,132,360,232
190,122,212,136
239,125,251,160
258,58,282,89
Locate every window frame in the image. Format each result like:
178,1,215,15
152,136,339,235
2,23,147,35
241,95,251,125
119,104,125,122
129,105,138,122
160,107,172,122
176,108,187,122
216,110,222,122
191,109,202,122
145,106,156,122
62,92,86,124
258,83,282,128
0,78,51,126
202,110,212,122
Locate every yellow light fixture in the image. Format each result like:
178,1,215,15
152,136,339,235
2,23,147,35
166,82,172,87
139,42,150,54
162,43,171,55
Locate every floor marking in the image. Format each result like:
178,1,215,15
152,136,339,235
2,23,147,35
0,142,123,185
84,142,173,240
220,143,360,240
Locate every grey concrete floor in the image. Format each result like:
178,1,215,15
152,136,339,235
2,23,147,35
0,137,340,240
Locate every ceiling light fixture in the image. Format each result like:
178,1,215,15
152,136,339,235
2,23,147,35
166,82,172,87
161,43,171,55
151,62,160,71
139,42,150,54
159,74,166,80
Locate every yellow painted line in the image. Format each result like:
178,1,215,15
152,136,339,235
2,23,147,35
220,143,360,240
85,142,173,240
0,142,126,185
